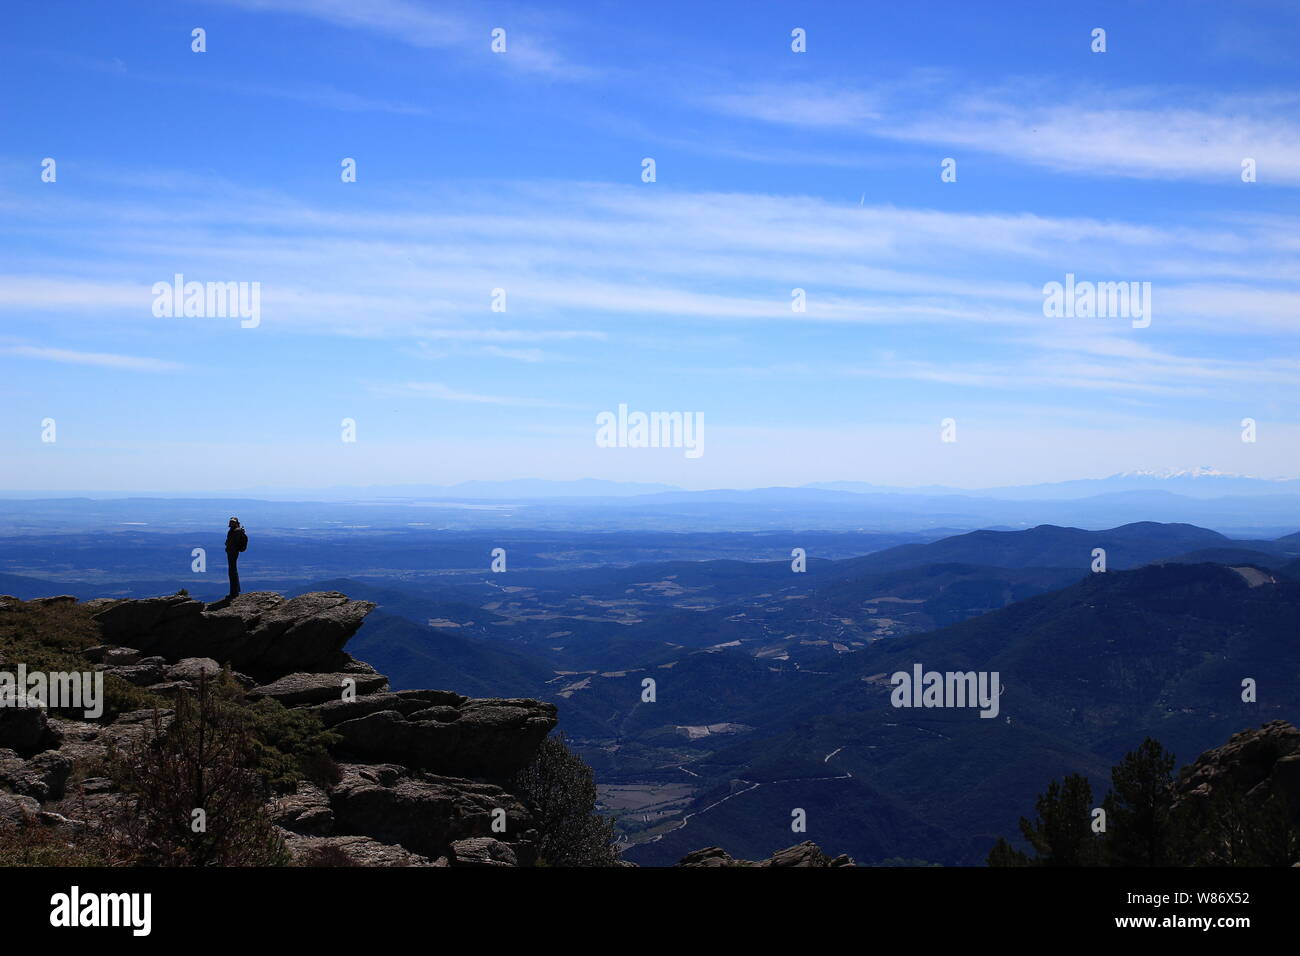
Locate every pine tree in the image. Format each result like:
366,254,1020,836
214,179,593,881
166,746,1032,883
986,836,1030,867
1101,738,1181,866
1016,773,1101,866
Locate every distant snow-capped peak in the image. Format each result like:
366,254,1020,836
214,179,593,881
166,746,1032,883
1110,467,1260,480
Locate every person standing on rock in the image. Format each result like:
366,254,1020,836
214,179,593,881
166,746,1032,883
224,517,248,599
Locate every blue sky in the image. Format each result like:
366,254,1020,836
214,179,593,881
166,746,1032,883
2,0,1299,492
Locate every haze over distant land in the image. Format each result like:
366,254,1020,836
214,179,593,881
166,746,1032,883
2,467,1297,499
2,468,1299,536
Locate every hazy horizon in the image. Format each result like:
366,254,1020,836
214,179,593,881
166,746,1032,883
2,465,1300,496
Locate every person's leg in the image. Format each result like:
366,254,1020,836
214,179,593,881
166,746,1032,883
228,553,240,597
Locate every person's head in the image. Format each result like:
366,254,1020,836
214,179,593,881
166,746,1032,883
229,517,240,529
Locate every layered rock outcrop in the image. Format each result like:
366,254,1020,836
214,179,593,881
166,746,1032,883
675,841,856,867
0,591,557,867
1173,719,1300,825
89,591,376,682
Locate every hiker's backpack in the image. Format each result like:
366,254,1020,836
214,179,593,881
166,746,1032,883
234,528,248,552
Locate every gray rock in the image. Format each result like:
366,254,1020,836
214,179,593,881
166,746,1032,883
92,591,376,682
0,749,72,801
102,659,167,687
407,705,460,723
249,671,388,707
328,763,536,861
673,846,736,867
0,792,40,826
279,831,438,867
449,837,518,867
28,596,77,607
82,645,141,665
395,688,466,706
758,841,855,867
306,692,442,728
338,657,384,677
676,841,856,867
271,780,335,835
1175,720,1300,826
78,776,114,795
331,697,557,780
165,658,221,682
44,709,173,770
91,595,204,639
0,692,49,750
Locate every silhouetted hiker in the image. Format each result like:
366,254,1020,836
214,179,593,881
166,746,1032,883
225,517,248,598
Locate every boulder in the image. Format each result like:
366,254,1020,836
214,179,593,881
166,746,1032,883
165,658,221,682
91,595,204,639
0,792,40,826
0,749,72,801
0,692,49,750
102,658,167,687
674,846,736,867
271,780,335,835
449,837,518,868
758,841,855,867
328,763,536,861
330,697,557,780
82,645,141,665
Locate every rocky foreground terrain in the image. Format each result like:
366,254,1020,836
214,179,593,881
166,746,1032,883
1172,719,1300,828
0,591,851,867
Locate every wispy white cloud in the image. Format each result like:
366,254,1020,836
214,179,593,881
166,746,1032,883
705,81,1300,184
6,180,1297,337
702,83,883,127
371,381,575,407
1,345,184,372
407,334,585,363
417,328,606,342
209,0,592,78
479,345,548,362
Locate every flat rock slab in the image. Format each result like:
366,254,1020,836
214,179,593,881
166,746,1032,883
91,591,376,682
306,689,465,728
249,671,389,707
278,831,439,867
